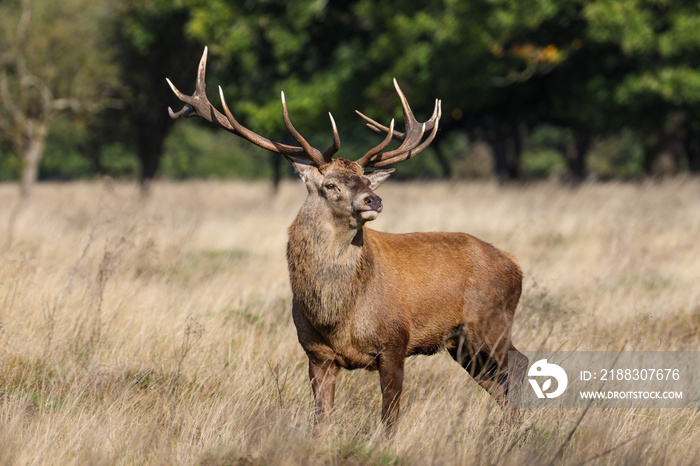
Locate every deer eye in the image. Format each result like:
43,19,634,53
324,183,337,191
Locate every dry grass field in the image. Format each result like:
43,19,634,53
0,177,698,465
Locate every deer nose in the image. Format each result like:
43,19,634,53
364,194,383,211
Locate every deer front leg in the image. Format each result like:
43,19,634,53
378,352,405,428
308,358,339,427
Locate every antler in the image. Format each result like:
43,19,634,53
354,79,442,168
167,48,440,169
167,47,339,166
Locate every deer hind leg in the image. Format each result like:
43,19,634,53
448,335,528,412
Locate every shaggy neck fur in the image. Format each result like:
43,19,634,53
287,195,374,330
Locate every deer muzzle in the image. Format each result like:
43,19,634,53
364,194,383,212
355,193,383,221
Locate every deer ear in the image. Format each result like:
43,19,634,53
285,156,319,182
366,169,395,190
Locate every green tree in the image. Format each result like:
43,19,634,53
182,0,366,185
173,0,700,181
106,0,203,192
584,0,700,173
180,0,573,179
0,0,120,197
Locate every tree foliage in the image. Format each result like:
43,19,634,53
0,0,120,196
2,0,700,185
98,0,204,191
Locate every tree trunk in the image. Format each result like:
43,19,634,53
684,133,700,173
487,123,520,182
565,131,590,183
491,138,510,181
270,154,283,194
642,140,657,175
509,127,522,179
432,141,453,179
137,122,168,196
20,122,48,198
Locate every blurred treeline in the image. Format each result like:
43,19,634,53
2,0,700,195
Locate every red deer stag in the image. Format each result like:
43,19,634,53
167,47,528,428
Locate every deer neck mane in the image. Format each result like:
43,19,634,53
286,196,374,329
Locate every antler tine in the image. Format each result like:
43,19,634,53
321,113,341,161
367,100,442,168
280,92,328,166
216,86,301,159
355,79,441,168
377,79,432,157
168,47,334,163
355,110,406,140
355,119,396,167
167,47,234,129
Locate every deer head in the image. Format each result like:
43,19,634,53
166,48,441,228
